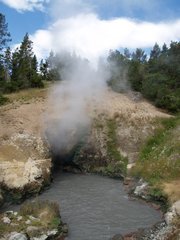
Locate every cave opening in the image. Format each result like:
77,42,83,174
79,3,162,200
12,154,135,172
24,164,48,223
50,146,82,173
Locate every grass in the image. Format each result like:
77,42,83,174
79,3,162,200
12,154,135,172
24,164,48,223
4,88,47,103
131,115,180,202
20,200,60,224
0,200,63,237
3,81,52,104
0,94,9,106
106,119,128,176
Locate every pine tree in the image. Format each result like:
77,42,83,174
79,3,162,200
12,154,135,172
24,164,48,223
31,54,44,88
150,43,161,60
40,59,49,80
124,48,131,59
4,47,12,82
0,13,11,53
132,48,147,63
11,33,43,89
161,43,168,55
0,13,11,94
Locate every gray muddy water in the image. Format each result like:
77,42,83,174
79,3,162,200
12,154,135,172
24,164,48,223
4,173,162,240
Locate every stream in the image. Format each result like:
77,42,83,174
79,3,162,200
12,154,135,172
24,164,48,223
4,173,162,240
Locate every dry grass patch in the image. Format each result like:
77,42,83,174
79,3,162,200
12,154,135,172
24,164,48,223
0,200,66,238
163,181,180,203
20,200,60,227
4,86,49,103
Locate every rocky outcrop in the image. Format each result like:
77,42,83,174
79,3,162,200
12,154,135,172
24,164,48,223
45,88,169,177
165,200,180,225
0,133,51,204
0,201,68,240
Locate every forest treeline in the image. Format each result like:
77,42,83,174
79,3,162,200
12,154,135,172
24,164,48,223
0,13,179,112
108,42,180,113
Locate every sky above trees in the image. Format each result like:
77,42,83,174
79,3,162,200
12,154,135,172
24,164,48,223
0,0,180,61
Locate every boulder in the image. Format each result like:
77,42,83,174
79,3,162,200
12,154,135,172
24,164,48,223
134,179,148,198
2,216,11,224
8,232,27,240
31,234,48,240
0,133,52,202
165,200,180,225
172,200,180,216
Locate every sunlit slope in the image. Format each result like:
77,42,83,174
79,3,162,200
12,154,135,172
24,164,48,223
132,116,180,202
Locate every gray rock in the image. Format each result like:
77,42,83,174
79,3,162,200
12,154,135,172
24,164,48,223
164,200,180,226
47,229,58,236
25,220,31,225
3,216,11,224
8,232,27,240
26,226,40,235
17,216,23,221
13,212,18,216
26,226,39,232
172,200,180,216
134,179,148,198
29,215,40,221
31,234,48,240
165,210,176,225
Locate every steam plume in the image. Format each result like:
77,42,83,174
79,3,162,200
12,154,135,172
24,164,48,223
45,53,109,158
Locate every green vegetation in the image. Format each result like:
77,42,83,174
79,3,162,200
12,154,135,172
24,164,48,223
0,33,44,94
0,93,8,105
19,200,60,218
106,119,128,176
4,86,48,103
131,116,180,200
0,13,60,99
0,13,11,52
91,119,128,178
1,11,179,114
0,200,67,238
132,116,180,183
108,42,180,113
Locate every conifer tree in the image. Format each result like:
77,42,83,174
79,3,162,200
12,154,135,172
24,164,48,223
4,47,12,82
0,13,11,53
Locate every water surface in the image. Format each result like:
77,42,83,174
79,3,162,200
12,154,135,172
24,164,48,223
38,173,161,240
4,173,162,240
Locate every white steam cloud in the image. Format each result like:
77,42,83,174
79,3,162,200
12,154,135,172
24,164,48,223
42,0,180,159
45,55,109,157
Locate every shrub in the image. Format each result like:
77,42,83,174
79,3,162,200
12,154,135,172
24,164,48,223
0,94,8,105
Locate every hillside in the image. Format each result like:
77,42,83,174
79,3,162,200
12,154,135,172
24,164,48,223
0,86,172,196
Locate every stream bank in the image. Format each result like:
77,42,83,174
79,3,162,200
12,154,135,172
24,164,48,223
1,173,162,240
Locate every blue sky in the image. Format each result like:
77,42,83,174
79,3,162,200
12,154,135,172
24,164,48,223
0,0,180,60
0,2,49,43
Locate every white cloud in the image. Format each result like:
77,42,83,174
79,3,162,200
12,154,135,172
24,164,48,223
0,0,49,12
30,29,52,59
8,0,179,61
30,14,180,61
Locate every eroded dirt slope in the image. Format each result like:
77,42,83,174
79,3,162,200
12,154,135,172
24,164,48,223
0,87,170,202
